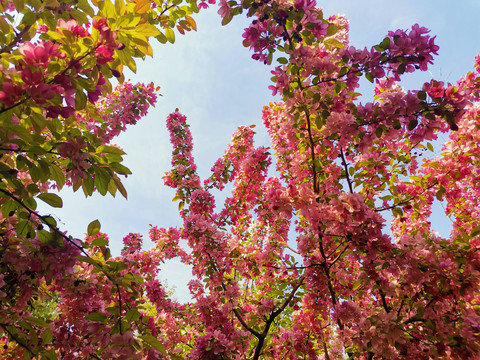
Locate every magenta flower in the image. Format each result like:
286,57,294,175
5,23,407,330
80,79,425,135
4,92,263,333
94,45,114,65
0,80,23,107
425,80,445,98
19,41,64,67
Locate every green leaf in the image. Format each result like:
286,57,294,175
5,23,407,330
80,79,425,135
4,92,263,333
140,335,167,354
110,162,131,175
136,23,160,37
392,207,403,217
12,0,24,12
94,166,111,195
381,37,391,49
43,348,58,360
112,174,128,199
426,142,434,152
27,183,40,196
85,312,107,322
126,308,141,322
339,67,349,76
471,226,480,237
155,32,167,44
26,316,48,328
91,238,108,246
76,255,100,266
87,219,101,236
352,280,363,291
38,193,63,208
22,11,37,26
50,165,66,190
277,57,288,65
107,260,128,272
417,91,426,100
101,0,116,17
2,199,18,218
96,145,126,155
365,72,374,83
131,273,144,284
75,90,87,110
436,185,446,201
82,175,95,197
326,24,338,37
107,177,117,197
375,126,383,138
42,328,53,344
0,16,10,33
37,230,54,245
324,37,344,49
221,14,233,26
165,28,175,43
43,216,57,228
106,306,120,315
407,119,418,131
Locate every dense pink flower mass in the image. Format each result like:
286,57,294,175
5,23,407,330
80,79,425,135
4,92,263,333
77,81,158,143
142,2,479,358
1,0,480,358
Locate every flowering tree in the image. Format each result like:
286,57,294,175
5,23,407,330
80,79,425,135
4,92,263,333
1,0,480,359
0,0,198,357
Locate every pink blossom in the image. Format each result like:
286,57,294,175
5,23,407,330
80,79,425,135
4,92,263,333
95,45,114,65
57,19,89,37
19,40,64,67
425,80,445,98
0,80,23,107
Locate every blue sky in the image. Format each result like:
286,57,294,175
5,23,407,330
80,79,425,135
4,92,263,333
40,1,480,300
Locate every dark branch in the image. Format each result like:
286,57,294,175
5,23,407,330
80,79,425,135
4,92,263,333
339,148,353,193
0,25,32,54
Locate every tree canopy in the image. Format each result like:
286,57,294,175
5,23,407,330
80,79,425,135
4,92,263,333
0,0,479,358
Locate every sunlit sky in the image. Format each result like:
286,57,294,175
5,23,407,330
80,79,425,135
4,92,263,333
39,0,480,300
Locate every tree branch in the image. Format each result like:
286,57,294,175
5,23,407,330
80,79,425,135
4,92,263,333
232,308,262,339
272,275,305,318
252,275,305,360
339,148,353,193
0,25,32,54
0,323,35,357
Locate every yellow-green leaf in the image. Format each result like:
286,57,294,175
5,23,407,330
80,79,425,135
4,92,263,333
324,37,344,49
42,328,53,344
38,193,63,208
87,219,101,236
136,23,160,37
165,28,175,43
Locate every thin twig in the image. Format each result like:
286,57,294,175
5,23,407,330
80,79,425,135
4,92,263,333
0,323,35,356
0,25,32,54
339,148,353,193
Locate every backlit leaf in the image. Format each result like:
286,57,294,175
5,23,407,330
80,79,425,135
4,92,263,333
38,193,63,208
165,28,175,43
85,312,107,322
133,0,150,13
87,219,101,236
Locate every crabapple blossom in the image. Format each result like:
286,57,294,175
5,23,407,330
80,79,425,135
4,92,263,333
1,0,479,358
